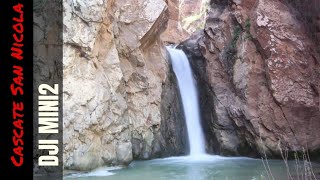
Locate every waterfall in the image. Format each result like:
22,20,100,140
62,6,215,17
166,46,206,157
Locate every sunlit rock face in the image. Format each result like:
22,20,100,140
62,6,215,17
181,0,320,158
161,0,210,44
63,0,186,171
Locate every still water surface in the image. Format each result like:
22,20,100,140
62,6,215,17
64,155,319,180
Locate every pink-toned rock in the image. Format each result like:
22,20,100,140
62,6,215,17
161,0,210,44
182,0,320,157
161,19,189,44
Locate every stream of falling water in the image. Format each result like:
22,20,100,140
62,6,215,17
166,46,206,156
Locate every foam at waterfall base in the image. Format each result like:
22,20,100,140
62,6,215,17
148,154,255,164
65,166,122,178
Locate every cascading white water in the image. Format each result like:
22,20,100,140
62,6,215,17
166,46,206,157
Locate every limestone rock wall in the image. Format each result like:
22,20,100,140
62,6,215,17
63,0,185,171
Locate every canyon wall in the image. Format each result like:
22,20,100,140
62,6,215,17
62,0,320,171
181,0,320,158
63,0,187,171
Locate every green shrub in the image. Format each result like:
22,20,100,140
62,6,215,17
244,18,253,40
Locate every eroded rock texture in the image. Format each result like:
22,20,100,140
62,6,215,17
63,0,186,171
181,0,320,158
62,0,320,171
161,0,210,44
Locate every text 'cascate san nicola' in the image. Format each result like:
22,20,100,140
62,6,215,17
10,3,25,167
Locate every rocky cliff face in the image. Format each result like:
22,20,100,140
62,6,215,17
63,0,320,171
161,0,210,44
181,0,320,158
63,0,186,171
